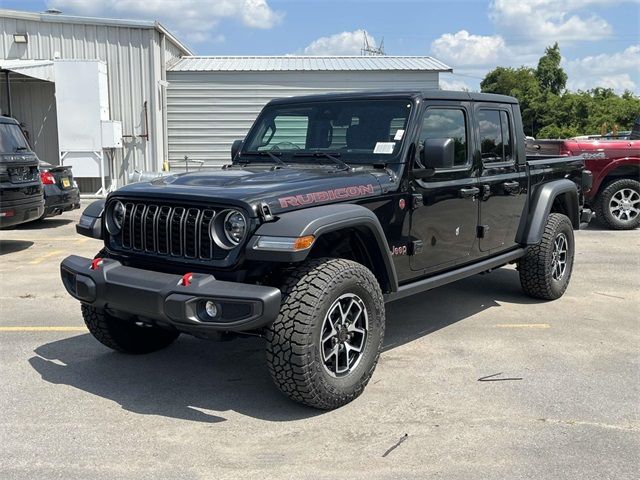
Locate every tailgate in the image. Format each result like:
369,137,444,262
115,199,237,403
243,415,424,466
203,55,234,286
0,161,40,184
45,165,76,189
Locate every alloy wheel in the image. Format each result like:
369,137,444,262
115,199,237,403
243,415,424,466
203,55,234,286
609,188,640,223
320,293,368,377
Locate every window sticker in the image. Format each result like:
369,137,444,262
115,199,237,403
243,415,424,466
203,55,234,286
394,129,405,141
374,142,396,154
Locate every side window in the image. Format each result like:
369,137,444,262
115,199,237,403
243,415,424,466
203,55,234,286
257,115,309,150
478,109,513,163
419,108,468,167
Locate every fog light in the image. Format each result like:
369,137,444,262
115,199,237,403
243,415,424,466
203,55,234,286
205,301,218,318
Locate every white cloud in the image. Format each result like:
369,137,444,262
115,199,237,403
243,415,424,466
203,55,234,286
431,30,507,67
302,29,373,56
428,1,640,94
438,76,471,92
565,45,640,92
47,0,283,44
489,0,613,44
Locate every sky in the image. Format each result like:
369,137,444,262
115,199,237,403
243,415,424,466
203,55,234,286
2,0,639,93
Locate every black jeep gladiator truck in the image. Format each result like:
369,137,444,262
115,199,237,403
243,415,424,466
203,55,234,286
61,91,592,409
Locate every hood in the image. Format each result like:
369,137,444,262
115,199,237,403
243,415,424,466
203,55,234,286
113,166,389,216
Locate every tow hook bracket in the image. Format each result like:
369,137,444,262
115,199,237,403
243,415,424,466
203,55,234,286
90,258,104,270
179,272,194,287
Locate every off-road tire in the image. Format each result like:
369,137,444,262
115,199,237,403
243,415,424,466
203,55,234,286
519,213,574,300
81,304,179,354
594,178,640,230
266,258,385,410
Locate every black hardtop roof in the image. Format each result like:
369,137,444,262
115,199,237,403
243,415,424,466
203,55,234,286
266,90,518,106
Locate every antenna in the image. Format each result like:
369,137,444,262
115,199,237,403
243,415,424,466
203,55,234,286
361,31,385,56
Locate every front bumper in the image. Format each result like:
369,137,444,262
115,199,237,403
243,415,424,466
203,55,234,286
60,255,281,332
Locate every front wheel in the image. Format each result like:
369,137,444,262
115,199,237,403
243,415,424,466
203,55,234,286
519,213,575,300
82,305,179,354
594,178,640,230
266,258,385,410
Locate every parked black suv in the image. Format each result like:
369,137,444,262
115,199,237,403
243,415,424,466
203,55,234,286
62,91,592,409
0,116,44,228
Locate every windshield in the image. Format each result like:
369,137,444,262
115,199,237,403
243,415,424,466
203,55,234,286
241,99,413,165
0,123,30,155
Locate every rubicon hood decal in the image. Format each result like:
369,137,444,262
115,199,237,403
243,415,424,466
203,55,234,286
113,167,388,215
278,184,376,208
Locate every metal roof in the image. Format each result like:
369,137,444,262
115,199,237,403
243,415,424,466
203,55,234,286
0,59,54,82
168,56,452,73
0,8,193,55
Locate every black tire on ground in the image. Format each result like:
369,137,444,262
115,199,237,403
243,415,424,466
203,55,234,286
519,213,575,300
81,304,179,354
266,258,385,410
594,178,640,230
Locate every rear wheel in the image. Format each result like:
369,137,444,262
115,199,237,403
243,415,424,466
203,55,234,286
519,213,574,300
595,178,640,230
266,258,385,410
81,305,179,354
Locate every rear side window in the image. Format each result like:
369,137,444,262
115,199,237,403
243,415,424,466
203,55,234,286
0,123,30,156
478,110,513,163
420,108,468,167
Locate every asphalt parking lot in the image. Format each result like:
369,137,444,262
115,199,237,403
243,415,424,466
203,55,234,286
0,205,638,480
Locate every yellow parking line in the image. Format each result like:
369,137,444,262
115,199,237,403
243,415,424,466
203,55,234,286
495,323,551,329
28,250,64,265
0,326,87,332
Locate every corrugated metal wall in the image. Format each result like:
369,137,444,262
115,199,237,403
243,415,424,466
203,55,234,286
0,14,186,189
166,71,439,168
0,74,58,164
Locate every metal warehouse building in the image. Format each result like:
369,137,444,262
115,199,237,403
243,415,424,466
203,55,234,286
1,8,452,192
166,56,452,168
0,8,191,193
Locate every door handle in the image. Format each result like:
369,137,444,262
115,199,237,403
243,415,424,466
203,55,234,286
502,181,520,194
459,187,480,198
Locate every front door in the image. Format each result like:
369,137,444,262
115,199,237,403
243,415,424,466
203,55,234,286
410,103,479,272
475,107,527,252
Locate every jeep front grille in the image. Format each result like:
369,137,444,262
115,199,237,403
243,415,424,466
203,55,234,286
112,201,223,260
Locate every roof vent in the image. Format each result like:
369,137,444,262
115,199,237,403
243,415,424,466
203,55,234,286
44,8,62,14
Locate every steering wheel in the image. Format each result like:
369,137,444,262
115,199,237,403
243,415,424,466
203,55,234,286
271,142,301,151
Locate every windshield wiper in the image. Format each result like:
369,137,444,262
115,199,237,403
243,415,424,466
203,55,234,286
292,151,350,171
14,147,28,151
241,150,287,167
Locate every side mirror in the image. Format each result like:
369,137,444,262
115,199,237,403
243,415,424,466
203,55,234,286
231,139,243,160
420,138,455,170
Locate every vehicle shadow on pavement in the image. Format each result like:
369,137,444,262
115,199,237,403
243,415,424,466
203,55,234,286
28,334,319,423
28,268,542,422
0,240,34,255
14,218,73,230
384,267,544,352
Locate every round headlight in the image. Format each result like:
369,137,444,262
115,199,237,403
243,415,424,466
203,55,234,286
106,200,126,235
223,210,247,245
210,209,247,249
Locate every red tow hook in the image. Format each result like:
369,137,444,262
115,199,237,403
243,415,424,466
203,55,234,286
179,272,193,287
90,258,104,270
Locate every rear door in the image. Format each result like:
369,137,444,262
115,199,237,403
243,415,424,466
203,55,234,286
410,101,479,272
476,106,527,252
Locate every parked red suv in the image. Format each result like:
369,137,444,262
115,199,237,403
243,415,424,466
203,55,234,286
527,138,640,229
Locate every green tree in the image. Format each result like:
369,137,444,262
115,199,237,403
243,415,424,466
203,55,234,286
535,42,567,95
480,66,541,135
480,43,640,138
